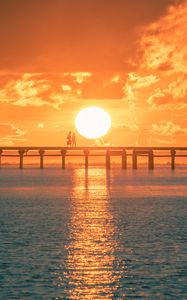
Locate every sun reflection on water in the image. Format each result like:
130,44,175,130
65,169,122,299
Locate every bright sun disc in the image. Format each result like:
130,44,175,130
75,106,111,139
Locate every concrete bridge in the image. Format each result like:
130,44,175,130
0,146,187,170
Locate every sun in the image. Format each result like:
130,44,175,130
75,106,111,139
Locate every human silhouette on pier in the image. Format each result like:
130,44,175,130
66,131,72,147
71,132,77,147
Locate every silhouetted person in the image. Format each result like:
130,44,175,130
71,132,76,147
67,131,72,147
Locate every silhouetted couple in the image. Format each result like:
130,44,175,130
67,131,76,147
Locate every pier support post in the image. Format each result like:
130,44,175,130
171,149,176,170
61,149,66,169
148,150,154,170
132,151,137,169
84,149,89,169
39,149,45,169
106,150,111,170
18,149,25,169
0,149,2,168
122,149,127,169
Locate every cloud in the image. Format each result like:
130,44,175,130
63,72,92,84
147,74,187,110
37,123,44,129
149,136,176,146
113,122,139,132
148,121,187,145
0,71,161,108
147,90,173,110
140,0,187,73
152,121,187,136
0,73,84,108
93,138,115,147
62,85,72,92
167,74,187,99
137,1,187,111
127,73,159,89
110,75,121,83
121,3,187,112
0,123,27,145
0,71,126,106
81,72,124,99
123,72,159,107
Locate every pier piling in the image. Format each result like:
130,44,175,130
0,149,2,168
18,149,25,169
39,149,45,169
61,149,66,169
106,150,111,169
171,149,176,170
121,149,127,169
148,150,154,170
84,149,89,169
132,151,138,169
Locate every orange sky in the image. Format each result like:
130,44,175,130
0,0,187,146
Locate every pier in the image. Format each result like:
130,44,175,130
0,147,187,169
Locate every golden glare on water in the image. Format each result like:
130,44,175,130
65,169,122,299
75,106,111,139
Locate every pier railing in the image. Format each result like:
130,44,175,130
0,147,187,169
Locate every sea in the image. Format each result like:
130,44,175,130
0,166,187,299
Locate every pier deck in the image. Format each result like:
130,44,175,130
0,147,187,169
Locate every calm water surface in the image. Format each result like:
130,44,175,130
0,167,187,299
